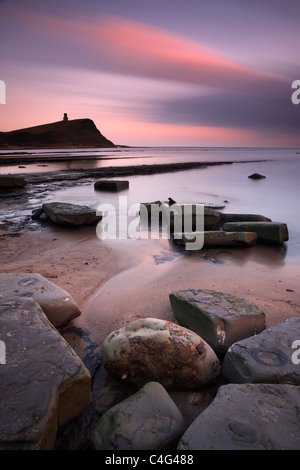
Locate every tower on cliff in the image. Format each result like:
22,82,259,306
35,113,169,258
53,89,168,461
63,113,68,121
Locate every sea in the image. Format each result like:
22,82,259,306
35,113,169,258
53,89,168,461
1,146,300,262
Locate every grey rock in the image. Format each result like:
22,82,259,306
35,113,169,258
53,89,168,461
172,231,257,247
0,296,91,450
91,381,185,450
42,202,102,226
222,317,300,385
170,205,221,231
169,289,265,353
0,273,81,327
177,383,300,450
94,180,129,191
221,213,271,223
101,317,221,390
222,221,289,244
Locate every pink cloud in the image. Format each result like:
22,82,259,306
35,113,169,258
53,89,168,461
19,12,279,91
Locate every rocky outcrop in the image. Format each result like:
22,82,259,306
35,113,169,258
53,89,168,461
91,382,185,450
0,273,81,327
101,318,221,390
94,180,129,191
177,383,300,450
0,296,91,450
222,317,300,384
169,289,265,353
0,118,115,149
222,221,289,244
42,202,102,226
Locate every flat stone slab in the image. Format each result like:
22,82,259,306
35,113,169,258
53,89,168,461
177,383,300,450
0,175,27,188
101,317,221,390
170,205,221,231
220,213,271,223
222,221,289,244
42,202,102,226
91,381,185,450
169,289,265,353
0,273,81,327
172,231,257,247
0,296,91,450
94,180,129,191
222,317,300,384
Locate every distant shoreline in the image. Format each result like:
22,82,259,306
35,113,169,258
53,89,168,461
14,159,268,185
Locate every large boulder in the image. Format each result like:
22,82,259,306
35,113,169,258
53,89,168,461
222,221,289,244
42,202,102,226
169,289,265,353
170,205,221,231
177,383,300,450
0,296,91,450
0,273,81,327
91,382,185,450
222,317,300,385
101,318,221,390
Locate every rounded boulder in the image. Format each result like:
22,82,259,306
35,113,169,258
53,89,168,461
101,317,221,390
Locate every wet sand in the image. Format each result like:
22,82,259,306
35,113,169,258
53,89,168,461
1,224,299,345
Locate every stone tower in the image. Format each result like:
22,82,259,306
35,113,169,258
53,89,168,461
63,113,68,121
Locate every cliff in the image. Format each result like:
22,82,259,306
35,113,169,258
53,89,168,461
0,118,115,149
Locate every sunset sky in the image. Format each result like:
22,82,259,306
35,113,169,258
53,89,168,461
0,0,299,147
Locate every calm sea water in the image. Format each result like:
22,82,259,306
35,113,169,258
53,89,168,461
1,147,300,261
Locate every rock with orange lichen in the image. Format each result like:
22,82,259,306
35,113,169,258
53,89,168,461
101,318,221,391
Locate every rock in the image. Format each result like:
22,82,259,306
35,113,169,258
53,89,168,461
222,317,300,385
91,381,185,450
0,175,27,188
248,173,266,179
42,202,102,226
169,289,265,353
172,231,257,248
220,213,271,223
170,205,221,232
94,180,129,191
101,318,221,390
0,272,81,327
31,207,44,219
222,221,289,244
177,383,300,450
0,296,91,450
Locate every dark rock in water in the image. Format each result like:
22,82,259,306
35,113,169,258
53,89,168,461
248,173,266,179
94,180,129,191
42,202,102,226
31,208,44,219
177,383,300,450
0,175,27,188
168,197,177,205
222,317,300,385
221,213,271,223
222,221,289,244
172,230,257,248
169,289,265,353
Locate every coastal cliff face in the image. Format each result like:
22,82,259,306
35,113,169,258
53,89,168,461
0,118,115,149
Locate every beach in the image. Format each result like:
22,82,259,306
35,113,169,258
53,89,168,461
1,147,300,449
